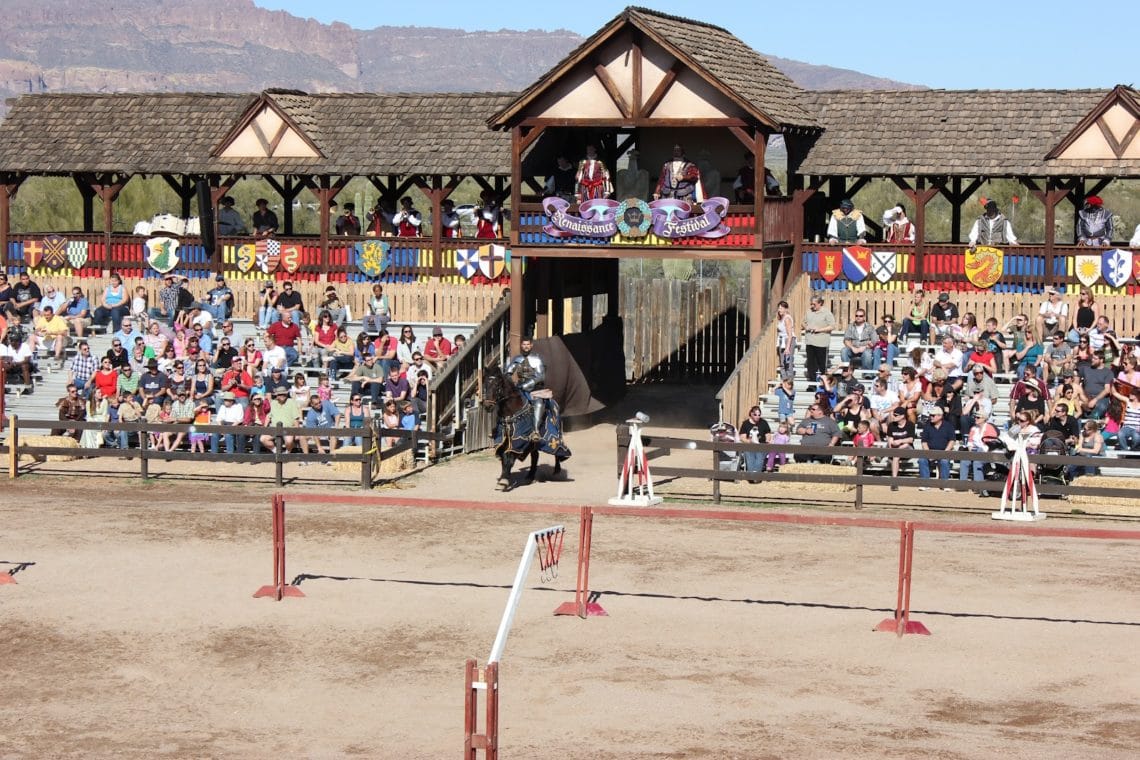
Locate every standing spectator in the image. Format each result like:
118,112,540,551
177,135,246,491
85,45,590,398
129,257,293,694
929,293,958,340
773,375,796,424
1076,196,1113,246
11,271,42,321
738,405,771,475
839,307,875,370
335,202,361,236
63,286,92,337
883,407,915,490
252,198,279,238
775,300,796,378
801,296,835,382
968,200,1018,247
204,275,233,323
794,403,840,463
67,341,98,399
91,273,129,333
216,196,247,236
898,289,930,345
917,406,956,490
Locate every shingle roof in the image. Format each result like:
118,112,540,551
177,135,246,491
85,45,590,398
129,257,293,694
797,88,1140,177
0,91,517,176
490,6,818,131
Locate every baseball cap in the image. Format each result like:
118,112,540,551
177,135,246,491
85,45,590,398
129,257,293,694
222,391,236,401
432,326,443,336
938,292,950,302
215,274,225,282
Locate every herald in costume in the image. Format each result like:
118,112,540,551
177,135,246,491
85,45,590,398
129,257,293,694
1076,196,1113,246
653,144,704,203
475,190,502,239
827,198,866,244
882,204,915,243
969,200,1018,247
392,196,422,237
575,145,612,203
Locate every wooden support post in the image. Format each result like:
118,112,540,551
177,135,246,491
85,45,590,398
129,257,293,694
0,179,17,270
139,425,148,480
274,425,284,487
1024,178,1070,282
509,255,524,354
893,177,940,284
581,259,594,331
854,452,865,510
360,422,372,490
749,260,765,342
7,415,17,479
71,175,96,233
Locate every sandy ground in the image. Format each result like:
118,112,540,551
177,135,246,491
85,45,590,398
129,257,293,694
2,401,1139,758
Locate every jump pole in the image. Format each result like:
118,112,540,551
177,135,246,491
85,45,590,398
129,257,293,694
253,494,305,601
554,506,606,617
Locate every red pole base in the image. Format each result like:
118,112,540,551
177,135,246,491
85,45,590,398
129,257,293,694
0,574,17,585
874,617,931,636
553,600,607,617
253,584,305,600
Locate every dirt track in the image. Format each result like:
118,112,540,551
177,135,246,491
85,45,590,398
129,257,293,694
2,452,1139,759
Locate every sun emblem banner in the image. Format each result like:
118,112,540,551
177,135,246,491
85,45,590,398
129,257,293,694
1074,254,1102,288
1101,248,1132,288
964,246,1004,289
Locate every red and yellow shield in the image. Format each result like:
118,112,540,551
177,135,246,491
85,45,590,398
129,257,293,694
964,246,1004,289
1133,253,1140,285
818,250,841,283
280,244,301,274
23,239,43,268
235,244,257,273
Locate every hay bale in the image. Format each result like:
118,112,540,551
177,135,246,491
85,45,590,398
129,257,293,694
379,447,415,475
773,462,856,492
331,445,379,478
1066,476,1140,516
20,434,80,463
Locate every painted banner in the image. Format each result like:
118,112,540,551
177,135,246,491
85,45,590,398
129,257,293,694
455,248,479,279
355,240,390,277
870,250,896,284
255,239,280,274
1102,248,1132,288
541,196,730,240
1134,253,1140,284
145,237,180,273
44,235,68,270
280,244,301,274
236,243,257,273
23,239,43,268
964,246,1003,289
818,250,841,283
1074,254,1102,288
60,240,85,271
841,245,872,283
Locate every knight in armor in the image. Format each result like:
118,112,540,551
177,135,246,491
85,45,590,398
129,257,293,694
504,335,548,438
653,144,704,203
968,200,1019,249
575,145,613,203
827,198,866,244
1076,196,1113,246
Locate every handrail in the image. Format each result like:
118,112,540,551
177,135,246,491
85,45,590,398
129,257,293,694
715,272,810,426
425,295,511,458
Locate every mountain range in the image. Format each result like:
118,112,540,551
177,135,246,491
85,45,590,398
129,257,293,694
0,0,920,119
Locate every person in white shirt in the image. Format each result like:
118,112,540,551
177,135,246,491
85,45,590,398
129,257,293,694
1130,223,1140,247
932,336,966,387
1035,287,1069,339
262,334,288,373
968,200,1018,248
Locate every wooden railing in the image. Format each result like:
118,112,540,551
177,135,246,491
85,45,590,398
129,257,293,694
715,272,810,426
426,296,511,458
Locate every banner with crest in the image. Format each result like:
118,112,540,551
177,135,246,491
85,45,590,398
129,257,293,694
964,246,1004,289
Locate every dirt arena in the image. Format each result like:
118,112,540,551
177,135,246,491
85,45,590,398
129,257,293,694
2,422,1139,758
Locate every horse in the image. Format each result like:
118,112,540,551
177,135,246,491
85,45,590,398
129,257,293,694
481,365,571,490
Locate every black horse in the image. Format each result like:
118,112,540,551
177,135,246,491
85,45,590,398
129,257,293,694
482,365,570,490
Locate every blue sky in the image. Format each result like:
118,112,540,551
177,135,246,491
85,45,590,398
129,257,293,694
256,0,1136,89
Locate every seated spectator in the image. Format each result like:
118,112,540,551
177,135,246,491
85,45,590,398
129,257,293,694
209,392,241,453
866,378,899,433
189,319,213,354
932,336,966,389
117,365,139,403
374,328,398,375
978,317,1009,373
960,365,997,431
265,366,290,397
1078,350,1114,418
343,394,368,447
318,287,347,327
289,372,311,408
1012,329,1042,379
846,418,877,465
906,346,934,383
1001,314,1031,372
326,327,355,373
1116,353,1140,389
11,271,42,321
962,339,997,376
312,311,338,368
410,368,431,414
63,286,92,337
794,403,840,463
1040,331,1073,385
261,334,288,374
260,389,302,453
67,341,98,399
1044,402,1081,448
407,351,433,384
872,320,898,371
79,390,109,450
54,383,88,438
33,305,70,367
112,316,142,353
949,312,979,346
91,273,129,333
138,358,170,406
738,405,771,474
451,334,467,356
834,382,868,433
839,308,876,370
960,410,1000,488
381,399,402,448
1087,315,1115,352
423,327,453,370
1067,420,1104,481
0,330,34,390
1035,287,1069,339
36,284,66,319
917,406,956,490
301,394,342,459
400,400,419,430
929,293,958,339
1110,385,1140,451
363,283,391,336
897,367,923,420
883,407,915,489
1013,381,1047,422
116,392,144,449
346,354,387,406
898,289,930,345
271,281,304,325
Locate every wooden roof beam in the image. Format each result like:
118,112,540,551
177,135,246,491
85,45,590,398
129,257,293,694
641,61,680,118
593,63,632,119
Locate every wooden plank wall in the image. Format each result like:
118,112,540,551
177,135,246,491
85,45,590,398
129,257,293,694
621,278,750,383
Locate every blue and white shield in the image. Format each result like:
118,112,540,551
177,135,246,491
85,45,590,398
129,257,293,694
1102,248,1132,288
456,248,479,279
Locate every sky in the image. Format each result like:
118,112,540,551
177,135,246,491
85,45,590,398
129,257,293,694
255,0,1137,90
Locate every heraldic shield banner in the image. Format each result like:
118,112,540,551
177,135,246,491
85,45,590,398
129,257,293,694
1102,248,1132,288
1074,254,1102,288
841,245,872,284
870,251,896,283
818,250,841,283
964,246,1004,289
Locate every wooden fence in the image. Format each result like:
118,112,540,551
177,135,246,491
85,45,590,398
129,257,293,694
623,277,750,383
716,273,811,426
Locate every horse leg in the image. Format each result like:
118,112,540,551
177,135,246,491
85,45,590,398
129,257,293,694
553,456,563,477
526,449,539,481
499,454,513,490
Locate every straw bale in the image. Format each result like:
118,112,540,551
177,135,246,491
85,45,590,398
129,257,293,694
1065,477,1140,517
19,434,80,463
771,462,855,492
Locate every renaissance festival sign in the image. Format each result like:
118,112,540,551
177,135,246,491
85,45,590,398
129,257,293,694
542,196,731,240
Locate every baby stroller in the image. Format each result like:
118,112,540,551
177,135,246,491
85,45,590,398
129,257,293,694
1036,431,1070,493
709,422,742,472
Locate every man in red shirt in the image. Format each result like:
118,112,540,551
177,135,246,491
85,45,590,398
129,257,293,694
218,356,253,407
265,310,301,366
422,326,453,369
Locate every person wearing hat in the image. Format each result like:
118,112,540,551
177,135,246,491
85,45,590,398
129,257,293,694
422,326,453,370
393,196,423,237
929,292,958,340
826,198,866,244
219,355,253,407
1035,287,1069,340
212,390,245,454
216,196,248,236
961,365,996,433
204,275,233,323
968,199,1018,249
335,202,361,236
265,364,291,396
318,287,346,327
252,198,279,238
138,358,169,405
917,405,957,490
881,203,915,244
439,198,461,238
883,406,916,490
960,408,999,489
260,389,301,453
1076,195,1113,247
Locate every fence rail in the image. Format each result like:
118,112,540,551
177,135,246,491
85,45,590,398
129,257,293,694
3,416,452,488
618,427,1140,510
